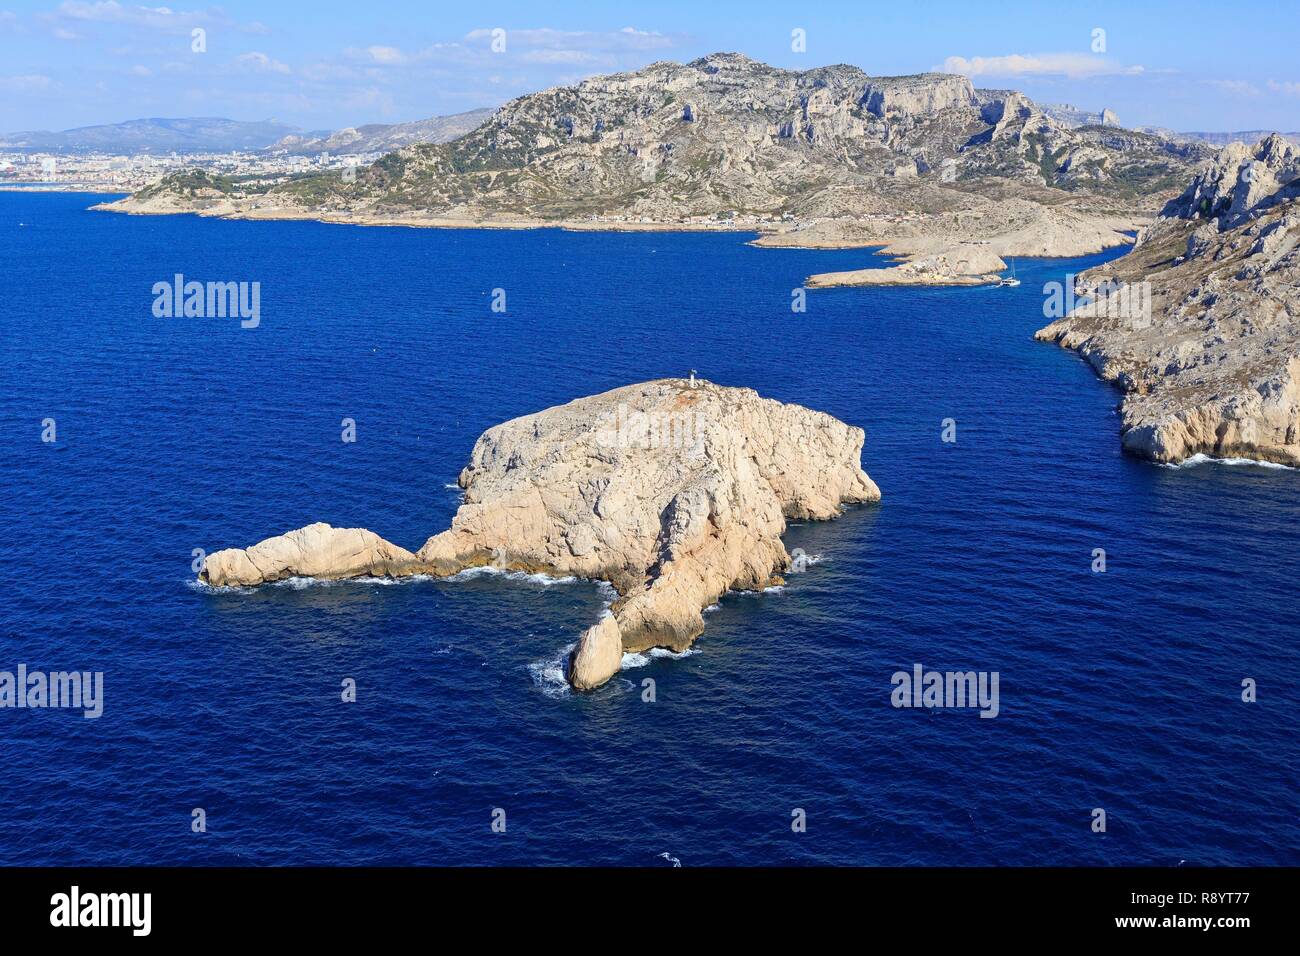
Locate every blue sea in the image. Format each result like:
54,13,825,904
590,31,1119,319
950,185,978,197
1,192,1296,866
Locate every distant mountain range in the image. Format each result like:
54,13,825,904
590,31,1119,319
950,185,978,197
0,117,302,154
1138,127,1300,147
5,105,1293,158
0,110,496,155
1180,130,1300,146
1040,103,1122,128
266,108,496,156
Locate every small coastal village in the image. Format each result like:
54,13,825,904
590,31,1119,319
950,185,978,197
0,148,383,192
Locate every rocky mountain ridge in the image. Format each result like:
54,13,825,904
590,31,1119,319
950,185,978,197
265,108,496,156
103,52,1211,247
1037,134,1300,464
1,116,301,154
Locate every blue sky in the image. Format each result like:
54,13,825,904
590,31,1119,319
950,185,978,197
2,0,1298,133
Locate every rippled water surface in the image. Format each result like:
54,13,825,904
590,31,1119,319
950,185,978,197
1,192,1296,865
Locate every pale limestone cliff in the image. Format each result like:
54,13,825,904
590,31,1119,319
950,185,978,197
1036,135,1300,465
805,244,1006,287
199,380,880,690
792,199,1137,287
570,616,625,691
200,523,416,586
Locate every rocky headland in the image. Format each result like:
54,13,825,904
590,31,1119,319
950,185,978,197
1036,135,1300,465
97,52,1206,288
199,380,880,690
804,244,1007,288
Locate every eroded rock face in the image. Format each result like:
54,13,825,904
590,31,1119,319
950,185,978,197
200,522,417,586
198,380,880,690
418,380,880,660
1036,135,1300,465
1160,134,1300,228
570,616,624,691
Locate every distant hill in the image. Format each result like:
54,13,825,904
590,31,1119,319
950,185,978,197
267,108,496,156
1040,102,1121,128
1137,127,1300,147
0,117,302,154
1180,129,1300,146
0,110,496,155
111,52,1216,243
256,52,1212,219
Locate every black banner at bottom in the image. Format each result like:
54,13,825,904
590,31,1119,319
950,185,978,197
0,866,1284,941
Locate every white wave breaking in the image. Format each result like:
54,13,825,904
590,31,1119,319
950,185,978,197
734,584,786,595
188,572,437,593
446,565,582,587
185,578,249,594
528,642,576,699
1162,453,1296,471
621,646,700,669
786,552,824,573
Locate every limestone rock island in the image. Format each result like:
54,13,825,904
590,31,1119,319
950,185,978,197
199,380,881,690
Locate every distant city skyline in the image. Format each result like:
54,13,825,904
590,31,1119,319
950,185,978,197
3,0,1298,134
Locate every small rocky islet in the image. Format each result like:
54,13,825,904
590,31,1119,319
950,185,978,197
199,380,880,690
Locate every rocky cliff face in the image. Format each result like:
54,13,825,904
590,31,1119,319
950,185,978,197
1037,135,1300,465
201,523,416,586
199,380,880,690
114,53,1209,225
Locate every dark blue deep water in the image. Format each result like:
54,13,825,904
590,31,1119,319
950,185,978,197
1,192,1296,866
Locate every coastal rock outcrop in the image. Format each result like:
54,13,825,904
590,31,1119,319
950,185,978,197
786,198,1139,287
198,380,881,690
569,616,624,691
805,244,1006,287
1036,135,1300,465
201,523,416,586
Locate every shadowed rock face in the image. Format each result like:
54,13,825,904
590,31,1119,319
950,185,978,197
1037,135,1300,465
199,380,880,690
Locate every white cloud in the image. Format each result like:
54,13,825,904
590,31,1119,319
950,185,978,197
1267,80,1300,97
51,1,265,35
344,45,409,66
234,51,289,74
464,26,678,55
342,85,396,115
519,49,604,66
1205,79,1260,96
335,26,684,76
940,53,1145,80
1,73,53,91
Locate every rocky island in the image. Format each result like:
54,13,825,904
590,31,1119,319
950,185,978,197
199,380,880,690
97,53,1207,287
1037,135,1300,465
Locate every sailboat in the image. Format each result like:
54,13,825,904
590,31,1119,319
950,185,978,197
997,259,1021,287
